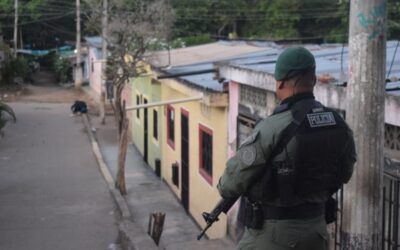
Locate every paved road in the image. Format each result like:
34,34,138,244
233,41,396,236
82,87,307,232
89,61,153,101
0,103,118,250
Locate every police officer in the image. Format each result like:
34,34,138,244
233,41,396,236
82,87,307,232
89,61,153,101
217,47,356,250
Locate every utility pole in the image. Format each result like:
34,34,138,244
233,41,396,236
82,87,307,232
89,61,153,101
100,0,108,124
342,0,387,249
75,0,82,88
13,0,18,57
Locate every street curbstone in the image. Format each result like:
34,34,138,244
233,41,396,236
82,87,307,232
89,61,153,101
81,114,158,250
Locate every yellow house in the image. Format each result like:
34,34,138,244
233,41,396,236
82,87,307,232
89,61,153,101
160,75,229,239
131,42,267,239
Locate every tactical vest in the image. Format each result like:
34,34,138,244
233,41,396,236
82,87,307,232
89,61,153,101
264,99,349,205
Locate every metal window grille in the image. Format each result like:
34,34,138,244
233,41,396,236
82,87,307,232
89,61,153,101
333,169,400,250
382,172,400,249
172,163,179,187
239,85,267,109
136,95,140,118
385,124,400,152
153,109,158,140
200,130,213,177
167,107,175,144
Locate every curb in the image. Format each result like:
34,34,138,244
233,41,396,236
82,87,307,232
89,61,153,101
82,114,158,250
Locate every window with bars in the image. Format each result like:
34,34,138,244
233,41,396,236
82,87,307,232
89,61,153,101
385,123,400,152
167,105,175,149
153,109,158,140
239,85,267,108
199,124,213,185
136,95,140,118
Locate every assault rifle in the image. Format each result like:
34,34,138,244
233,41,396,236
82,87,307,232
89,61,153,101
197,197,237,240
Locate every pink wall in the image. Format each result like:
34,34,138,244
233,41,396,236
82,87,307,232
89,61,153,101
88,48,102,96
228,81,240,157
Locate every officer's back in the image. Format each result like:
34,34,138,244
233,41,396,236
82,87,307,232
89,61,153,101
217,47,356,250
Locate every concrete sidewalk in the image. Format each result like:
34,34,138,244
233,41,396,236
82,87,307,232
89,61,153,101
90,115,235,250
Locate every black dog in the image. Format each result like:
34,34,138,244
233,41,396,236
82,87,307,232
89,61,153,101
71,100,88,114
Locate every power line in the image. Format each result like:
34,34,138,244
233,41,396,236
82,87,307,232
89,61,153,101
39,22,76,36
1,11,75,28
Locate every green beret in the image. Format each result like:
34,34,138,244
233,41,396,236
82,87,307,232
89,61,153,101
274,47,316,81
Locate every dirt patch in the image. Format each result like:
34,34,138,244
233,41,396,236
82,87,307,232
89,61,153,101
1,84,100,115
0,69,100,115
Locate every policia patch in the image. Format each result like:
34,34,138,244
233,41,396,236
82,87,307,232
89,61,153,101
307,112,336,128
240,145,257,166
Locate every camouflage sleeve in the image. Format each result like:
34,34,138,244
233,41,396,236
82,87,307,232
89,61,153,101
340,128,357,184
217,121,277,199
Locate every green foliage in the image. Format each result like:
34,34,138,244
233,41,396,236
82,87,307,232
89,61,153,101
39,52,71,83
388,0,400,40
0,101,16,137
171,0,400,44
169,38,186,49
0,0,78,48
0,57,30,85
171,0,249,39
54,57,71,83
181,34,214,47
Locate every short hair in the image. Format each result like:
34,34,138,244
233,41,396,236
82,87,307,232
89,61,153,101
286,68,316,88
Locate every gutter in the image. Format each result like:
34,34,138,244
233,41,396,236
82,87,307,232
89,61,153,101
157,69,217,79
126,95,204,111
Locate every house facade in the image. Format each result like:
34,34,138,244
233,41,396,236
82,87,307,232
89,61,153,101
85,37,103,96
130,72,162,173
130,42,268,239
160,75,229,239
217,41,400,242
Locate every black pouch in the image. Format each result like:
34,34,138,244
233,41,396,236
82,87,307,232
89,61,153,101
325,197,338,224
244,199,264,229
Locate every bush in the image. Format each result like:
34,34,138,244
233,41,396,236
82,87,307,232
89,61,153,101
53,56,71,83
0,101,16,137
0,57,30,85
181,34,214,47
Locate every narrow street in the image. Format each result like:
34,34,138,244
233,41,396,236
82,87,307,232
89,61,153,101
0,103,118,250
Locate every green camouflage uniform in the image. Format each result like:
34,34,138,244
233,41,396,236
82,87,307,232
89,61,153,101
217,47,356,250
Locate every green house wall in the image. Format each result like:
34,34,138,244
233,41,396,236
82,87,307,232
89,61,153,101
130,75,162,172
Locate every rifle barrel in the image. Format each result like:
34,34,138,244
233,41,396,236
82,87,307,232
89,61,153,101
197,223,212,240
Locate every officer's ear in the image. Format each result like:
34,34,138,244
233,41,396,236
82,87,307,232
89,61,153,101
277,80,285,89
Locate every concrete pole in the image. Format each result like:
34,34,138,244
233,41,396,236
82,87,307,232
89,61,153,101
342,0,387,249
13,0,18,57
100,0,108,124
75,0,82,88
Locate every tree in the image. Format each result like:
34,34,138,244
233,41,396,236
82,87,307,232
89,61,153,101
86,0,174,194
171,0,250,39
0,0,94,50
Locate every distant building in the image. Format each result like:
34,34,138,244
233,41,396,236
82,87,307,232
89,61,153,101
85,37,104,96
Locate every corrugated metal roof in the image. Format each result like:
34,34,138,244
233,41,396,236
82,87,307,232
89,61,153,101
161,63,220,92
226,40,400,93
387,81,400,96
151,41,272,68
85,36,102,49
158,41,277,92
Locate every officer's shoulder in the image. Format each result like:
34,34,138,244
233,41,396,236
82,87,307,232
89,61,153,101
256,110,292,129
253,111,292,142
